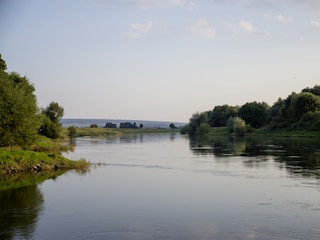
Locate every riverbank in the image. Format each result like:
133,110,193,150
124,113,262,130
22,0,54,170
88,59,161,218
0,136,89,175
0,148,89,175
207,127,320,138
64,127,181,137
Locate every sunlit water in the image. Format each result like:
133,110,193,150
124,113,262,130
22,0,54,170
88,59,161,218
1,133,320,239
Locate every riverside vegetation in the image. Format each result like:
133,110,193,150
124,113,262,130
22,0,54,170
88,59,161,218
181,85,320,137
0,54,89,174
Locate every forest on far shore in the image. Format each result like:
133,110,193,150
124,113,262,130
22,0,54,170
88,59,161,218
182,85,320,136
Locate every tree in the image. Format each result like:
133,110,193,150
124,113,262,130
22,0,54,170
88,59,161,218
188,111,209,135
39,102,64,139
0,68,40,147
238,101,269,128
302,85,320,97
42,102,64,123
0,53,7,71
68,126,77,138
227,117,247,136
169,123,176,129
282,92,320,124
209,105,238,127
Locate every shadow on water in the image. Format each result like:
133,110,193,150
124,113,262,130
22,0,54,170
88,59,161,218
190,135,320,179
0,170,88,240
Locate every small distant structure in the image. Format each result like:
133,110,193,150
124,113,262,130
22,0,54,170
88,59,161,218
105,122,117,128
120,122,139,129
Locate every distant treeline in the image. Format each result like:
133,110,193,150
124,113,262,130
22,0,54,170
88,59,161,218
105,122,142,129
182,85,320,136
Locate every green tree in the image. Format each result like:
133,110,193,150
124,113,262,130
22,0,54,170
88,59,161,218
0,54,7,71
302,85,320,97
227,117,247,136
188,111,209,135
283,92,320,124
68,126,77,138
209,104,238,127
169,123,176,129
39,102,64,139
0,66,40,147
238,101,269,128
42,102,64,123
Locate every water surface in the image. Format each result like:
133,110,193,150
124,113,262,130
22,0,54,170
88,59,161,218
1,133,320,239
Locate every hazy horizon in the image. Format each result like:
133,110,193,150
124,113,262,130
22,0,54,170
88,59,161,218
1,0,320,122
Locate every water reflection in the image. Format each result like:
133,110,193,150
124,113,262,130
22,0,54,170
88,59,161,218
0,171,72,240
73,132,178,146
190,136,320,178
0,184,43,240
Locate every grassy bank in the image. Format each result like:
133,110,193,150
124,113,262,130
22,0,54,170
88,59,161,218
206,127,320,138
0,148,89,175
64,127,181,137
63,127,120,137
0,135,90,175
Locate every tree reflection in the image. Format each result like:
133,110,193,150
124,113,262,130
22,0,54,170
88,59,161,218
0,185,43,240
189,135,320,178
0,171,67,240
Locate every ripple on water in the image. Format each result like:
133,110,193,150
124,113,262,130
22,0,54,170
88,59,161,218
80,230,153,240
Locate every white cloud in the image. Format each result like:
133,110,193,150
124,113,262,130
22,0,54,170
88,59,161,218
310,20,320,29
239,20,257,33
275,14,293,22
189,19,215,39
126,21,153,38
264,14,293,23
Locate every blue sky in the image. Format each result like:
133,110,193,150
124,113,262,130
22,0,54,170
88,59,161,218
1,0,320,122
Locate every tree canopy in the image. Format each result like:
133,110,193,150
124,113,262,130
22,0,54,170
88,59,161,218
0,54,64,146
0,57,40,147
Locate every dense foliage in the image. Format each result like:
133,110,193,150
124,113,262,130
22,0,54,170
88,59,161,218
0,54,63,147
0,55,40,147
183,85,320,136
38,101,64,139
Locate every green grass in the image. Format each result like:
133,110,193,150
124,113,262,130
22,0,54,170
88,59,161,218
63,127,121,137
63,127,181,137
28,135,73,153
0,148,89,175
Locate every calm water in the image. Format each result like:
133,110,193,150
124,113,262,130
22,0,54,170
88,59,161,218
1,133,320,239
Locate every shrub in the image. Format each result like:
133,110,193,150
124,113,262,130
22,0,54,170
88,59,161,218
68,126,77,138
227,117,247,136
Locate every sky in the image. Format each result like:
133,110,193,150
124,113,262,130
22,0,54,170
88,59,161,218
1,0,320,122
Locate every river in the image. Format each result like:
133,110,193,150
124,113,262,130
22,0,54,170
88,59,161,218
1,133,320,239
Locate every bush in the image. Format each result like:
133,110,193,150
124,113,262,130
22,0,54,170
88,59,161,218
68,126,77,138
180,125,190,134
297,111,320,131
90,124,98,128
38,115,62,139
227,117,247,136
195,123,211,135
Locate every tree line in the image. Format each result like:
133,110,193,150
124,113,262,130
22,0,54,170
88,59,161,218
181,85,320,136
0,54,64,147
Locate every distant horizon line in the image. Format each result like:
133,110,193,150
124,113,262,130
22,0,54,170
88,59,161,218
61,117,187,124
